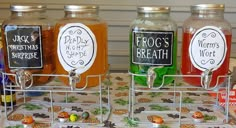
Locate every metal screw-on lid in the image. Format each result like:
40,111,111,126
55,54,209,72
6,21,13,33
137,6,170,13
191,4,224,11
64,5,98,12
10,4,46,12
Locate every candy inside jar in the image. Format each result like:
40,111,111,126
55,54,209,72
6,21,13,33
129,6,178,87
181,4,232,87
1,4,55,86
54,5,108,88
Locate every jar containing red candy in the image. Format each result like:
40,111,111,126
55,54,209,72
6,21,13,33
181,4,232,87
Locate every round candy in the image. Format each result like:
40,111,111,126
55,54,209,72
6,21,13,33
69,114,78,122
82,111,89,119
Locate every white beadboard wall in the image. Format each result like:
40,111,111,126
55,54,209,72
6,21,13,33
0,0,236,71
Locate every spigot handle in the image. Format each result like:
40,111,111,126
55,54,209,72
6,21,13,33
146,66,163,89
147,67,157,88
68,69,80,90
15,69,33,89
201,69,214,90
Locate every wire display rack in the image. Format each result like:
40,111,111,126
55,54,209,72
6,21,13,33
1,69,111,127
128,71,232,127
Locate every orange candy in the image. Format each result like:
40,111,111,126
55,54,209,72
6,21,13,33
58,111,69,118
22,115,34,124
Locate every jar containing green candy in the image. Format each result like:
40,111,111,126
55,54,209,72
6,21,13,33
129,6,178,86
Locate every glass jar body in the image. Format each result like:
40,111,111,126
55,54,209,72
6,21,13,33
181,6,232,86
1,8,55,86
54,8,108,88
129,11,178,86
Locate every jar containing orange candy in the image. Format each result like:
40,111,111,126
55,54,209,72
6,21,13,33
54,5,108,88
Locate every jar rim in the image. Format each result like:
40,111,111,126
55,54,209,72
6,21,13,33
191,4,224,11
64,5,98,12
137,6,170,13
10,4,46,12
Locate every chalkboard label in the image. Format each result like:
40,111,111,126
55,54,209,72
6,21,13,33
132,30,173,66
5,25,43,69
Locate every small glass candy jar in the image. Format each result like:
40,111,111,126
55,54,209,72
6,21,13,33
129,6,178,87
1,4,55,86
181,4,232,87
54,5,108,88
